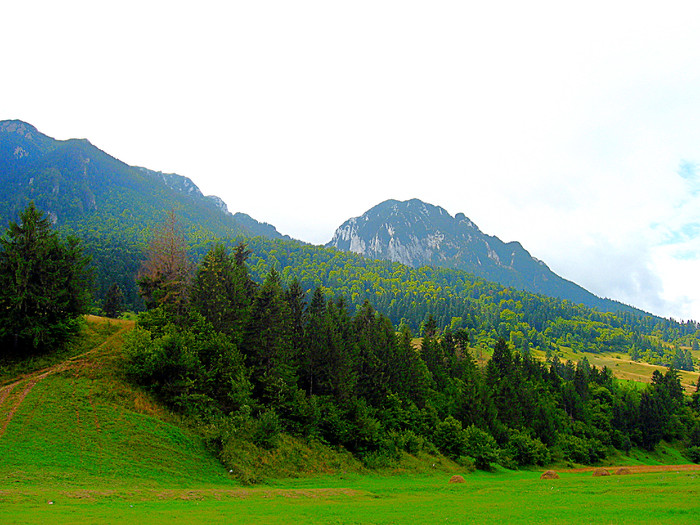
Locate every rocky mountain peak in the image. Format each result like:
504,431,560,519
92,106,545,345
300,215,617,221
327,198,610,310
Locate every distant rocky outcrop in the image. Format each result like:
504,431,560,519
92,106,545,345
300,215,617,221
327,198,640,314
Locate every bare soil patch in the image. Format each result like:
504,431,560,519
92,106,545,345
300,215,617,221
564,464,700,474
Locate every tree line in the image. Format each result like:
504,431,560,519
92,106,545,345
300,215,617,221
81,231,698,371
124,219,700,475
2,205,699,477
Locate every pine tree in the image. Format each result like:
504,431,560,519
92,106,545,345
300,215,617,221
0,202,92,355
323,297,358,402
190,243,252,341
300,287,327,396
353,301,393,406
285,277,306,370
639,390,663,450
242,269,296,406
391,322,431,407
103,283,124,318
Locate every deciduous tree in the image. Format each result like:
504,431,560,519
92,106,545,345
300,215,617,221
137,210,192,315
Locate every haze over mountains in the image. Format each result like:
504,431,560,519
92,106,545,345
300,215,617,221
0,120,649,316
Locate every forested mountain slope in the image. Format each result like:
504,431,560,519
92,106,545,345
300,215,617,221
123,238,700,476
327,199,641,315
190,237,697,371
0,120,288,308
1,120,696,369
0,120,287,241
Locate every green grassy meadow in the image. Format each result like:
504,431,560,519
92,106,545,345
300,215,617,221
1,317,699,524
2,468,699,524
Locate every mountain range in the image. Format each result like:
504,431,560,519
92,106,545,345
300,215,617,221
0,120,644,316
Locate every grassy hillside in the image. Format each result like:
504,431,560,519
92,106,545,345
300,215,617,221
0,316,368,490
0,317,234,489
534,345,700,394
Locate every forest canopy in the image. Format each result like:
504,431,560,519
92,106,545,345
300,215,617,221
124,235,700,478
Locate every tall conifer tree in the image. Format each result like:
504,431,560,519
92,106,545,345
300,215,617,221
0,202,92,354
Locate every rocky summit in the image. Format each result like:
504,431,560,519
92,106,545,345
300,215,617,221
327,198,628,313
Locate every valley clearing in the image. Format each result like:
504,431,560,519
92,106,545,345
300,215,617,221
1,317,699,524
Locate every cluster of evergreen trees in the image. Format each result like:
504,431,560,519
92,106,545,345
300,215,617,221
0,203,92,356
125,233,700,474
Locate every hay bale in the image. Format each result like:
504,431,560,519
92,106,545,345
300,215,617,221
449,475,466,484
540,470,559,479
592,468,610,477
614,467,632,476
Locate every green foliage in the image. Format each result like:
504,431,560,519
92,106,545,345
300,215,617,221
462,424,498,470
103,283,124,318
433,416,466,458
124,308,251,418
122,240,700,474
557,434,606,464
432,416,467,459
253,409,283,449
228,237,697,373
686,446,700,463
191,242,253,339
0,202,92,356
503,429,550,466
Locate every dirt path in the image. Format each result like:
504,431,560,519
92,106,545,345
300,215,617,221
0,319,133,440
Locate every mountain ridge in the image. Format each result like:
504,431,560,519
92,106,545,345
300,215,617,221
327,198,644,315
0,121,648,316
0,119,287,241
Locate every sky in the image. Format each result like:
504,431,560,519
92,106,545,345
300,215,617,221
3,1,700,321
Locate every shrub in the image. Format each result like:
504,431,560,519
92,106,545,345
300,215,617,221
463,425,498,470
123,311,251,419
433,416,467,458
611,430,632,452
686,446,700,463
401,429,426,455
558,434,589,463
558,434,606,464
505,429,550,466
456,455,476,472
252,409,282,449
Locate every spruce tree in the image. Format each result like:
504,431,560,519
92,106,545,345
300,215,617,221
103,283,124,318
190,243,252,341
242,269,296,406
300,287,327,396
0,202,92,355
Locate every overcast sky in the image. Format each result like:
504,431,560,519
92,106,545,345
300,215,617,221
3,1,700,321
